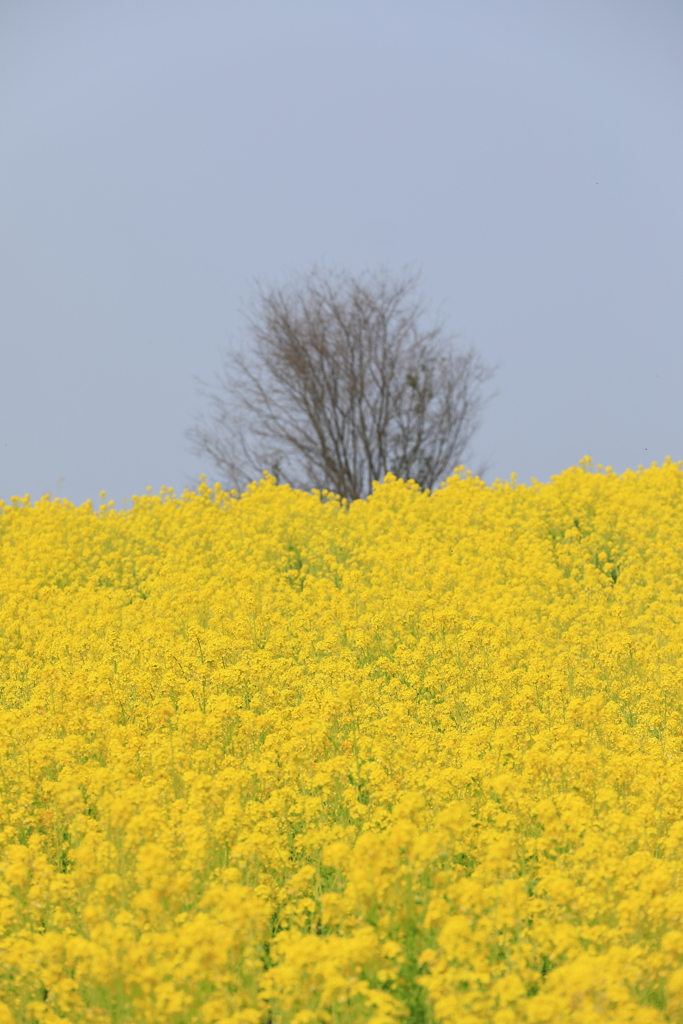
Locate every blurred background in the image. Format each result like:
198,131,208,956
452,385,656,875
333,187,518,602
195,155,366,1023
1,0,681,505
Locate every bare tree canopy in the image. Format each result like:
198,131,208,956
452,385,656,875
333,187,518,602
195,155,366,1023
189,268,494,500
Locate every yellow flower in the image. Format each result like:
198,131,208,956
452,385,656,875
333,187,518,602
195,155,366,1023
0,463,682,1020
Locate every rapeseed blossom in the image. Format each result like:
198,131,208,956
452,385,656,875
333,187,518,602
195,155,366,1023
0,460,682,1022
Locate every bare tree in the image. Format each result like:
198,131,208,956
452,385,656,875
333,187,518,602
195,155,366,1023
189,268,494,499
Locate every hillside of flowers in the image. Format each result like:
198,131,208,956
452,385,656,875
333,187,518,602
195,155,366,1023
1,461,683,1023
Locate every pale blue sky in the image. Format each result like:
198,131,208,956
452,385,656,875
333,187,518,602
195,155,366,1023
1,0,682,503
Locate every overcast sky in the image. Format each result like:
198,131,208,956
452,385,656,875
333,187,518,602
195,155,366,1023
1,0,682,504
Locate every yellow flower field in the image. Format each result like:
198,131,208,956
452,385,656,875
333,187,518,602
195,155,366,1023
1,461,683,1023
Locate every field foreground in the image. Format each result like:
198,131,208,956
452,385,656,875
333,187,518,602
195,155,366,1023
1,463,683,1023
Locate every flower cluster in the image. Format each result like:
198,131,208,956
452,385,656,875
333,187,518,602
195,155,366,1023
0,461,682,1022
